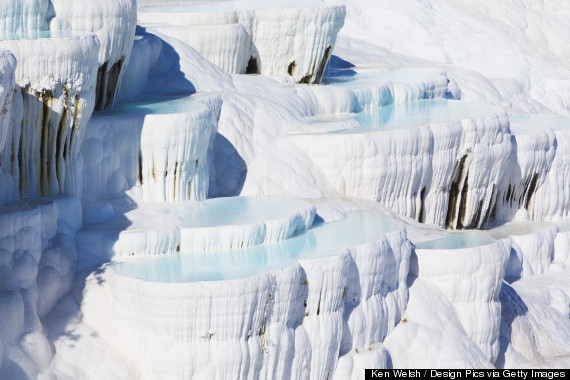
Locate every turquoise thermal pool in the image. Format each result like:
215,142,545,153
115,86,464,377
307,99,504,134
414,231,496,250
110,210,401,282
98,94,208,116
177,196,313,228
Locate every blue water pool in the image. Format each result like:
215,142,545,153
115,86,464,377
414,231,496,250
320,100,503,133
97,94,210,116
110,210,400,282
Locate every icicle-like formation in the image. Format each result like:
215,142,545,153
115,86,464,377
82,96,221,204
49,0,137,110
0,35,99,199
529,129,570,221
489,222,558,282
0,50,18,205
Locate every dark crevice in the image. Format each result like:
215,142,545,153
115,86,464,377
94,57,124,111
287,61,296,76
245,56,259,74
40,95,52,196
505,184,512,203
95,61,108,111
55,105,67,191
138,151,143,185
313,46,332,84
445,154,468,229
173,162,178,201
524,173,539,209
456,171,470,229
465,199,483,229
418,186,426,223
299,74,312,84
104,57,124,110
18,122,24,194
316,290,322,316
482,185,497,227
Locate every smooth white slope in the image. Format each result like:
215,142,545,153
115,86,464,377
82,96,221,204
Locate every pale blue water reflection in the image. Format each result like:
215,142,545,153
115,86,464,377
111,210,400,282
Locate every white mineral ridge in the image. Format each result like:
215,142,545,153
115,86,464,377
119,29,234,99
411,238,510,363
138,2,346,82
530,128,570,221
553,220,570,271
489,222,558,281
82,95,221,203
0,33,99,94
498,272,570,368
146,23,252,75
49,0,137,68
383,278,494,368
1,0,570,377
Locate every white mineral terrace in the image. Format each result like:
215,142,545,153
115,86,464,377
82,94,221,203
411,233,509,363
322,67,449,105
76,203,410,379
488,221,559,281
288,99,509,229
507,114,570,222
78,196,316,260
137,0,346,83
